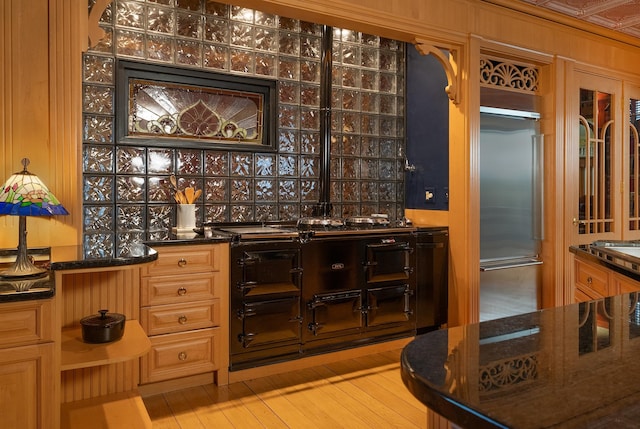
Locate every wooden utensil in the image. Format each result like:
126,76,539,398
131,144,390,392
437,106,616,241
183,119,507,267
185,187,195,204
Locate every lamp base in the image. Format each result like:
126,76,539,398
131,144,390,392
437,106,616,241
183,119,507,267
0,216,47,279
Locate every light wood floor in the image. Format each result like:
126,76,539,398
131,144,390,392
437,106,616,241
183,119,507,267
143,349,427,429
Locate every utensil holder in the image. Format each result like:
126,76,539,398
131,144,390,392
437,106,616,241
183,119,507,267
176,204,196,228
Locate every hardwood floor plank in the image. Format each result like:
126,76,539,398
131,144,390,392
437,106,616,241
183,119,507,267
180,385,236,429
141,394,180,429
162,389,208,429
226,382,289,429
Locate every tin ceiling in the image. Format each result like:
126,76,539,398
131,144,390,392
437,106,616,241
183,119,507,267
517,0,640,40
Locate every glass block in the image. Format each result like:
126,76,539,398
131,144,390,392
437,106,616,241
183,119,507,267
278,17,299,31
147,229,170,241
230,205,253,222
206,178,228,201
361,47,379,68
255,27,277,51
146,34,175,62
339,29,359,43
116,146,145,173
380,139,396,158
83,55,114,83
342,67,359,88
205,1,228,17
380,38,400,51
341,44,359,65
380,117,396,136
300,180,318,201
204,17,229,43
84,115,113,143
300,204,314,217
231,23,253,48
342,135,360,155
231,153,253,176
117,204,146,231
117,176,145,202
277,155,297,177
379,181,396,201
330,180,340,201
361,93,379,113
90,26,113,54
362,34,380,47
177,149,202,175
147,176,171,202
278,57,299,80
177,11,201,39
84,145,113,173
255,154,275,176
330,157,340,177
361,182,378,201
362,115,379,135
279,105,299,129
380,160,395,179
342,181,359,201
380,73,396,93
330,136,341,157
361,158,378,179
148,148,174,173
231,6,254,23
203,44,228,70
278,204,299,221
205,204,228,222
300,60,320,83
255,53,276,76
342,204,359,217
148,204,172,230
300,108,319,131
362,137,379,158
380,95,397,115
300,35,321,59
342,112,360,134
117,232,146,254
177,0,201,12
342,90,359,110
115,29,145,57
97,1,113,24
147,6,175,34
279,32,300,56
255,204,276,221
278,180,298,201
300,84,319,106
255,11,276,27
84,205,113,231
116,1,145,28
83,233,114,259
279,82,300,104
205,151,228,175
84,176,113,202
83,85,113,115
361,70,378,90
332,65,342,86
300,21,322,35
342,158,358,178
230,48,254,73
331,112,342,133
300,156,318,177
255,179,275,201
176,39,202,66
301,132,320,154
148,0,172,5
331,89,342,110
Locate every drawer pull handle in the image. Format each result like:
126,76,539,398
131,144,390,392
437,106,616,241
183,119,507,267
177,287,187,296
178,351,187,361
178,258,187,267
178,315,188,324
587,276,593,285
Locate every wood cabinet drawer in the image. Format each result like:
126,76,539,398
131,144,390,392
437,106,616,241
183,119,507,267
141,271,220,306
0,299,53,348
142,245,218,276
575,259,609,298
140,328,220,384
141,300,220,336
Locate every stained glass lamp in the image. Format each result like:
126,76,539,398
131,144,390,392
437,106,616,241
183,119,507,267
0,158,68,278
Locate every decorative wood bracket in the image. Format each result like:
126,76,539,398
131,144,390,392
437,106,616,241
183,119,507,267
413,38,461,105
88,0,111,49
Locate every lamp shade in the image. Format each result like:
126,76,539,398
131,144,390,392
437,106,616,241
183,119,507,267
0,159,68,216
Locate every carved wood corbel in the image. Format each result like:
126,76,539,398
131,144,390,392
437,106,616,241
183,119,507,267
88,0,112,49
413,38,460,105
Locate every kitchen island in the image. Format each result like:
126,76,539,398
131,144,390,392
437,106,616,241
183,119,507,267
401,291,640,428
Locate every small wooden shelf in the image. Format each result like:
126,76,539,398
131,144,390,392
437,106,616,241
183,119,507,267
61,320,151,371
61,390,152,429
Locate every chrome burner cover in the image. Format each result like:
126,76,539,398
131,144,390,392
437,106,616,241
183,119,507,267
296,217,344,230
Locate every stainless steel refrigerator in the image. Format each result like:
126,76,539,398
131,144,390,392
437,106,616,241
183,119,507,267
479,107,543,322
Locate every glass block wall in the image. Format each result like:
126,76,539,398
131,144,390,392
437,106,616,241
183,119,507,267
82,0,405,254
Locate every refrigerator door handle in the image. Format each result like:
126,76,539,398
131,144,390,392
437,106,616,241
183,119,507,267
532,134,544,241
479,256,543,272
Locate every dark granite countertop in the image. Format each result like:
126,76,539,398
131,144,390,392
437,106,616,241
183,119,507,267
401,292,640,428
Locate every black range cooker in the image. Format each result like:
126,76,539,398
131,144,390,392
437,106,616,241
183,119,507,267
210,217,441,371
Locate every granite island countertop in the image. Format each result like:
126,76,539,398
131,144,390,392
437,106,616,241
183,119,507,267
570,241,640,282
401,292,640,428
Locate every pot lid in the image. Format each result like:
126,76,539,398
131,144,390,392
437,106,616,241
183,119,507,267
80,309,125,327
297,217,344,227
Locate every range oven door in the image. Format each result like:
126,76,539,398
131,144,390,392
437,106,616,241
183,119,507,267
366,284,414,327
364,237,415,284
306,290,363,337
235,247,302,298
236,296,302,350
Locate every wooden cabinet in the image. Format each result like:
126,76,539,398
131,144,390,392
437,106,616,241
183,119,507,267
0,299,55,429
574,255,640,302
140,244,229,388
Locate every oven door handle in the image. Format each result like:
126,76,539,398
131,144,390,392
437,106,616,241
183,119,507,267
239,333,256,347
366,242,413,252
237,281,258,293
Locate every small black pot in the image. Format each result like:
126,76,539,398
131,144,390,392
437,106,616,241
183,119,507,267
80,309,126,344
